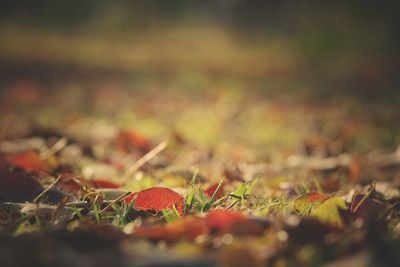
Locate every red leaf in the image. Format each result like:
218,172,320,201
90,179,121,189
117,130,152,153
6,151,48,174
205,182,225,199
135,216,206,242
307,192,326,202
59,177,82,193
206,209,263,236
206,209,245,233
126,187,184,215
55,172,92,194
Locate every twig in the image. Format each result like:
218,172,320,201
226,199,239,209
82,191,100,202
0,114,16,141
120,141,168,181
33,175,62,203
202,177,225,212
43,137,68,159
352,181,376,213
100,191,131,214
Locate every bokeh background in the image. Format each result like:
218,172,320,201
1,0,399,159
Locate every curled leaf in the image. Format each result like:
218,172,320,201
350,193,385,219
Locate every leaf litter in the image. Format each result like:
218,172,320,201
0,87,400,267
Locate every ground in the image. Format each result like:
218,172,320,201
0,25,400,267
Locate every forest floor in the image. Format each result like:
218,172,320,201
1,26,400,267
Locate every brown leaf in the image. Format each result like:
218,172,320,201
0,168,43,202
350,193,385,219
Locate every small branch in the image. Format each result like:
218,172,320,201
226,199,239,209
0,114,15,141
43,138,68,159
120,141,168,181
352,181,376,213
100,192,131,214
33,175,62,203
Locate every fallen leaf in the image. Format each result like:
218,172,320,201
349,193,385,219
6,151,48,174
58,174,82,193
135,211,267,242
205,182,225,199
349,155,362,182
126,187,184,215
135,216,206,242
312,196,347,227
0,168,43,202
117,130,152,153
90,179,121,189
206,209,264,236
206,209,245,233
293,192,328,215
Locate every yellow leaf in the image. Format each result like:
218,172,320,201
293,192,328,215
311,197,347,227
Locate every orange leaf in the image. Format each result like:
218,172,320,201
134,210,266,242
126,187,184,215
206,209,263,236
90,179,121,189
135,216,206,242
7,151,48,174
206,209,245,233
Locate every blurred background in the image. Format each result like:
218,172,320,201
0,0,399,157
